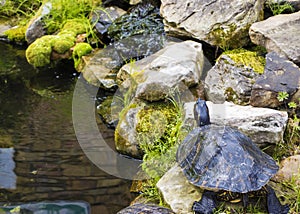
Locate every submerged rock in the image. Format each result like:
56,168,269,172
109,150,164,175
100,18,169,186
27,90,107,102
0,148,16,189
250,52,300,108
160,0,264,48
117,203,175,214
249,11,300,64
156,164,202,214
205,49,264,105
117,40,204,101
184,101,288,147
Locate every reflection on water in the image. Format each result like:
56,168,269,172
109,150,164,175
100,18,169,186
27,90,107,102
0,42,133,213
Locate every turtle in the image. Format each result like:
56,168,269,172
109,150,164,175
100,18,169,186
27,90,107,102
176,98,290,214
117,203,175,214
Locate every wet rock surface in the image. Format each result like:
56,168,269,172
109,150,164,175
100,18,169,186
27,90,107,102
249,11,300,64
184,101,288,146
92,6,126,39
160,0,264,48
108,1,164,41
117,40,204,101
250,52,300,108
156,164,202,214
0,148,16,189
204,50,262,105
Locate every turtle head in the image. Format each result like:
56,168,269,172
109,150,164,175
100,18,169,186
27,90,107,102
194,98,210,126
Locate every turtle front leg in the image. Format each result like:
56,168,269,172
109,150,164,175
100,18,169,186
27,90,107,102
266,185,290,214
192,190,217,214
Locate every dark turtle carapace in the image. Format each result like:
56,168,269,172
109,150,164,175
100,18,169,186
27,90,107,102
176,98,289,214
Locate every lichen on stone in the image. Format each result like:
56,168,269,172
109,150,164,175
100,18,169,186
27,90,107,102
221,48,266,74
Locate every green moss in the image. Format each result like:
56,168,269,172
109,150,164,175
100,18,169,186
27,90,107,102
4,26,27,43
209,23,252,50
72,42,93,69
25,35,55,67
222,48,266,74
61,18,88,36
52,35,75,54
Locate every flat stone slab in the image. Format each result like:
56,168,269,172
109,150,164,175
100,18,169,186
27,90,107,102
250,11,300,64
184,101,288,146
0,148,16,190
0,201,90,214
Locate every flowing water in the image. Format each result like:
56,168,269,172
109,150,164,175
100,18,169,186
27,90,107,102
0,42,133,213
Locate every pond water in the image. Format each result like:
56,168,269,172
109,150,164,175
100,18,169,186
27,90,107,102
0,42,133,213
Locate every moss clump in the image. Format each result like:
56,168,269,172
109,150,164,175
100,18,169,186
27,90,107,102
52,35,75,54
4,26,27,43
72,42,93,69
222,48,266,74
60,19,88,35
25,35,55,67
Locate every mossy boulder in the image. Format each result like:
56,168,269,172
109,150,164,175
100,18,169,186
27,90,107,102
205,48,265,105
25,19,91,67
115,99,182,159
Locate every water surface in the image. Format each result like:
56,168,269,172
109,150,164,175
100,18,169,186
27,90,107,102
0,42,133,213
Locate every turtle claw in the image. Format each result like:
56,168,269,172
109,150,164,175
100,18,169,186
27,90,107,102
192,190,217,214
266,186,290,214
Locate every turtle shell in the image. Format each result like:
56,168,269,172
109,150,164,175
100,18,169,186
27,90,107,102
176,125,279,193
117,203,175,214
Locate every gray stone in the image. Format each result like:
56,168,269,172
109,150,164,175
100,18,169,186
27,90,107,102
250,52,300,108
249,11,300,64
204,52,261,105
117,40,204,101
184,101,288,146
25,2,52,44
81,33,168,89
156,164,202,214
160,0,264,48
274,155,300,184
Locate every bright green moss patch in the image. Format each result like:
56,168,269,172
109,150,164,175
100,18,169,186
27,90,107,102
72,42,93,69
52,35,75,54
222,48,266,74
4,26,27,43
61,19,88,35
25,35,55,67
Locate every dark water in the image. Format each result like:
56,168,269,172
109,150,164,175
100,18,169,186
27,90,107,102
0,42,133,213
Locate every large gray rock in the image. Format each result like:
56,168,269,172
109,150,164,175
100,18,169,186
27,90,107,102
184,101,288,146
25,1,52,44
204,50,263,105
156,164,202,214
117,40,204,101
250,52,300,108
249,11,300,64
81,33,168,89
160,0,264,48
